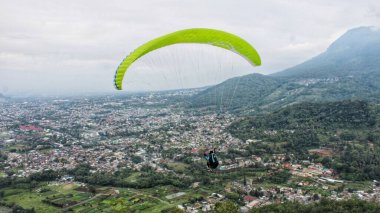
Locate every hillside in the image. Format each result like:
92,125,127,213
229,100,378,140
188,73,282,112
189,26,380,112
228,100,380,180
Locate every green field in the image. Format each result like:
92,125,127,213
3,191,58,212
0,172,7,178
0,181,224,213
1,183,92,212
344,181,373,191
167,162,188,173
125,172,141,183
0,166,303,212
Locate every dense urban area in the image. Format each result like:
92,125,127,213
1,92,380,212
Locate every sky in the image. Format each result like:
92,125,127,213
0,0,379,96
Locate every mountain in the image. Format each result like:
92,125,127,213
273,26,380,79
190,26,380,112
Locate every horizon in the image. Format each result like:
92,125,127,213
1,25,379,98
1,0,380,96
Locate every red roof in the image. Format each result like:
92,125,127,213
191,148,198,154
243,195,257,202
20,125,43,132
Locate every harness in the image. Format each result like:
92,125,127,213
204,151,219,169
210,153,218,163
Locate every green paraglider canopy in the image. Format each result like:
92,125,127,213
114,28,261,90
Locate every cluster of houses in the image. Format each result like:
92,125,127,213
177,193,225,212
284,162,335,178
1,95,249,178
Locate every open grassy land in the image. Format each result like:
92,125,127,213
125,172,141,183
167,162,188,173
0,172,7,178
2,189,58,212
344,181,373,191
1,183,92,213
0,181,224,213
71,184,219,213
0,183,162,212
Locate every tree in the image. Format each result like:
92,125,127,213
269,170,291,184
225,193,240,202
131,155,143,164
313,193,320,201
213,201,239,213
161,207,185,213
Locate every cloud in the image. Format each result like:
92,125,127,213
0,0,379,95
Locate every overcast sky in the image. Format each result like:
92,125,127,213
1,0,379,96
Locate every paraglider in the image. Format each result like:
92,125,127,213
114,28,261,90
114,28,262,171
204,148,219,170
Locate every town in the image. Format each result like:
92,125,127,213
1,92,379,212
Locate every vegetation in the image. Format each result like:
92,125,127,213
189,73,282,112
68,164,192,189
229,100,380,181
212,201,240,213
250,198,380,213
